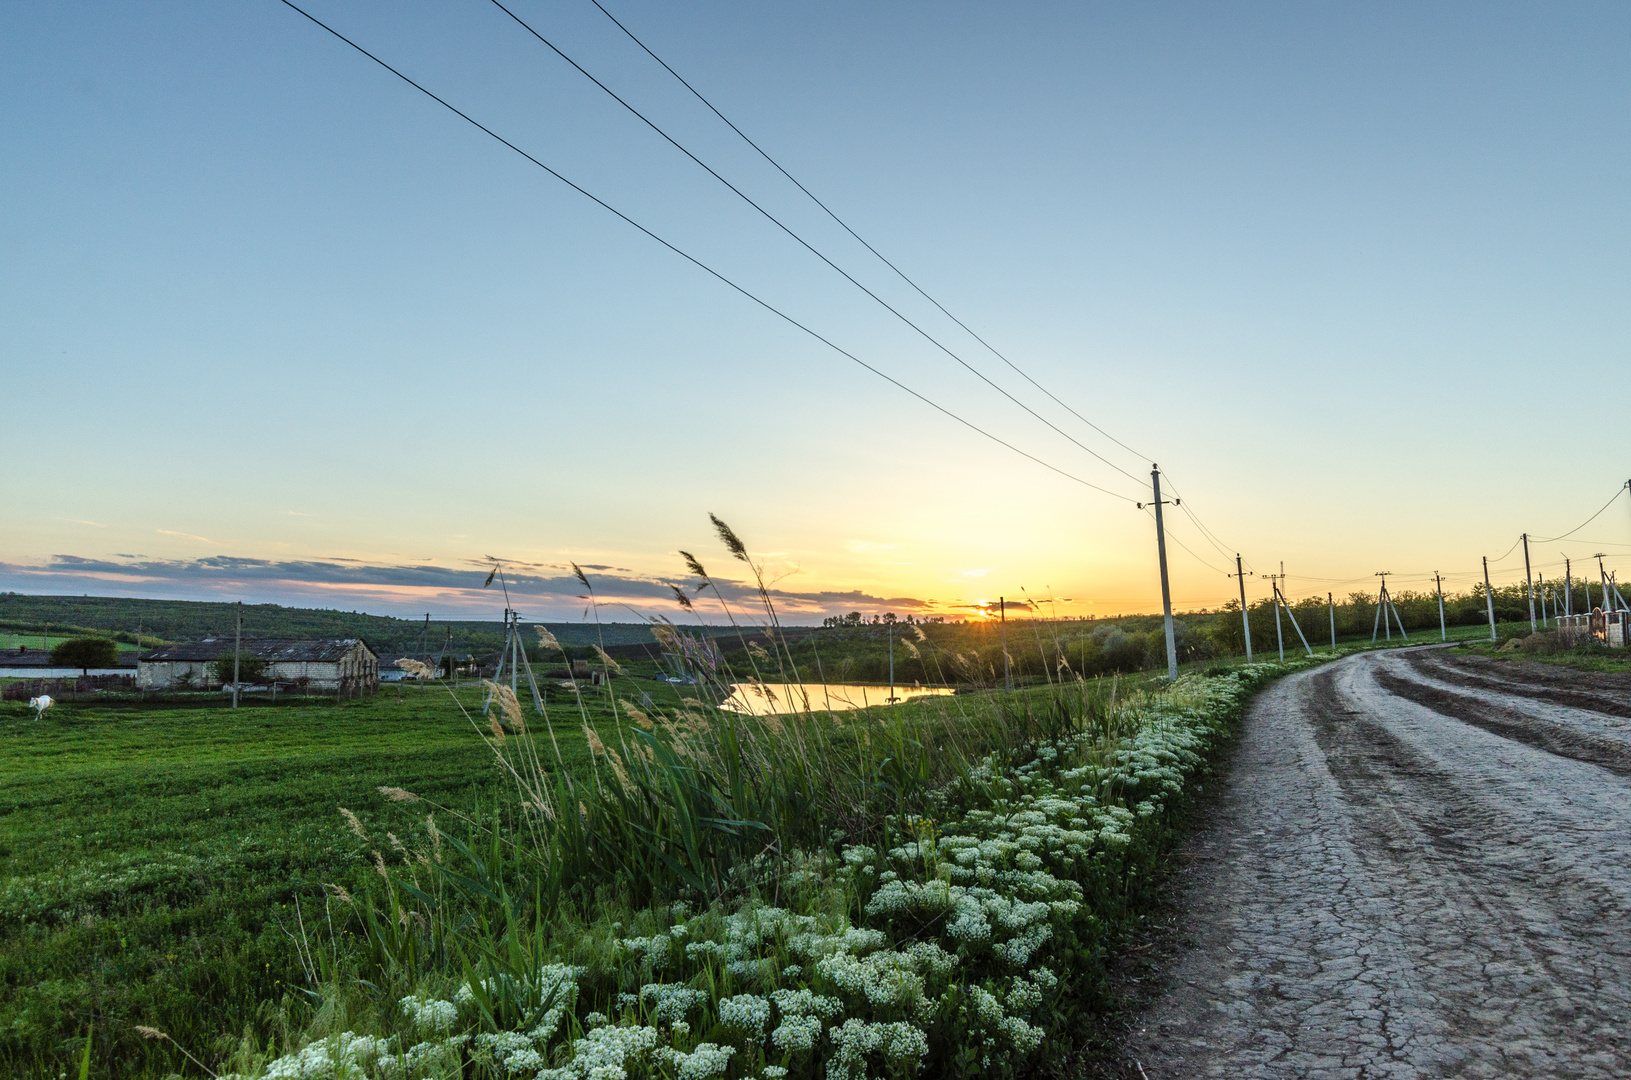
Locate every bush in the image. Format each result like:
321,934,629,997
48,637,117,674
208,652,268,685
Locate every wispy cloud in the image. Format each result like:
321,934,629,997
0,554,940,622
58,518,105,528
156,530,219,544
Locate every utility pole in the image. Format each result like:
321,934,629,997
1372,572,1394,644
1232,554,1253,661
1435,572,1446,641
1328,592,1336,651
888,625,896,702
1597,554,1610,613
1138,467,1179,680
1000,597,1011,692
1538,573,1546,627
232,601,242,709
1565,556,1573,617
1522,534,1536,632
1259,570,1286,661
1272,582,1314,656
1483,557,1498,642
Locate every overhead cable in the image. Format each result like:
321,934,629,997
487,0,1145,487
586,0,1154,471
1533,484,1628,543
275,0,1141,504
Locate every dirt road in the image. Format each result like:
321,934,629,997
1127,647,1631,1079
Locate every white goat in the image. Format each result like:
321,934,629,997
29,694,53,719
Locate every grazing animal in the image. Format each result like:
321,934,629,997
28,694,53,719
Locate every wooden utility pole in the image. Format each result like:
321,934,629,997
1329,592,1336,651
1565,556,1573,617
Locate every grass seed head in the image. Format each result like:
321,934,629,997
534,626,562,652
679,550,709,581
338,806,369,840
378,786,420,803
592,646,623,676
709,513,749,562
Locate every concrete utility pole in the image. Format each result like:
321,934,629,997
1483,557,1498,642
1565,556,1573,617
1372,573,1394,644
999,597,1011,692
888,625,896,702
1140,467,1179,681
1522,534,1536,631
1435,572,1447,641
232,601,242,709
1259,571,1286,661
1328,592,1336,651
1538,573,1547,627
1233,554,1253,662
1273,582,1314,656
1597,554,1610,613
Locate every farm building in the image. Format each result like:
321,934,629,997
137,638,378,692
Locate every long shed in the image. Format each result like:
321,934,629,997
138,638,378,692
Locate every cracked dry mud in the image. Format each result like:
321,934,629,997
1126,647,1631,1079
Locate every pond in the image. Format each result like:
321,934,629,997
718,681,956,715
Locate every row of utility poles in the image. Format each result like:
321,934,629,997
1141,473,1631,680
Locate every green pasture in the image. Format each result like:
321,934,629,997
0,683,625,1077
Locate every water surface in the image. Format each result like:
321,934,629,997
719,681,954,715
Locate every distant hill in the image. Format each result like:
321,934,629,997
0,593,743,655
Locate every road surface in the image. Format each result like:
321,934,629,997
1127,646,1631,1079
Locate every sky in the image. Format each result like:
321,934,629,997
2,1,1629,624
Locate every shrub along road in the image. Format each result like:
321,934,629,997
1127,646,1631,1079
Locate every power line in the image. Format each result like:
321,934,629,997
578,2,1271,560
275,0,1141,505
487,0,1147,488
589,0,1153,472
1533,484,1627,543
1143,508,1230,576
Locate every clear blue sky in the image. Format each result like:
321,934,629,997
3,2,1627,621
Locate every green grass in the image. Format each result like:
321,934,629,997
0,684,622,1077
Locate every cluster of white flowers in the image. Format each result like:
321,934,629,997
232,667,1285,1080
399,995,457,1033
231,1032,392,1079
718,993,772,1038
658,1041,736,1080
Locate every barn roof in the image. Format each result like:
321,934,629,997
140,638,376,663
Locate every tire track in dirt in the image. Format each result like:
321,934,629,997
1126,648,1631,1079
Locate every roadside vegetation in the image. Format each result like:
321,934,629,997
0,524,1596,1078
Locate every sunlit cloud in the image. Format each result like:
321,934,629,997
156,529,220,544
0,554,943,622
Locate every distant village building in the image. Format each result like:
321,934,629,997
138,638,378,692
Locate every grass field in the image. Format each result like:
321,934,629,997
0,623,1568,1077
0,680,651,1077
